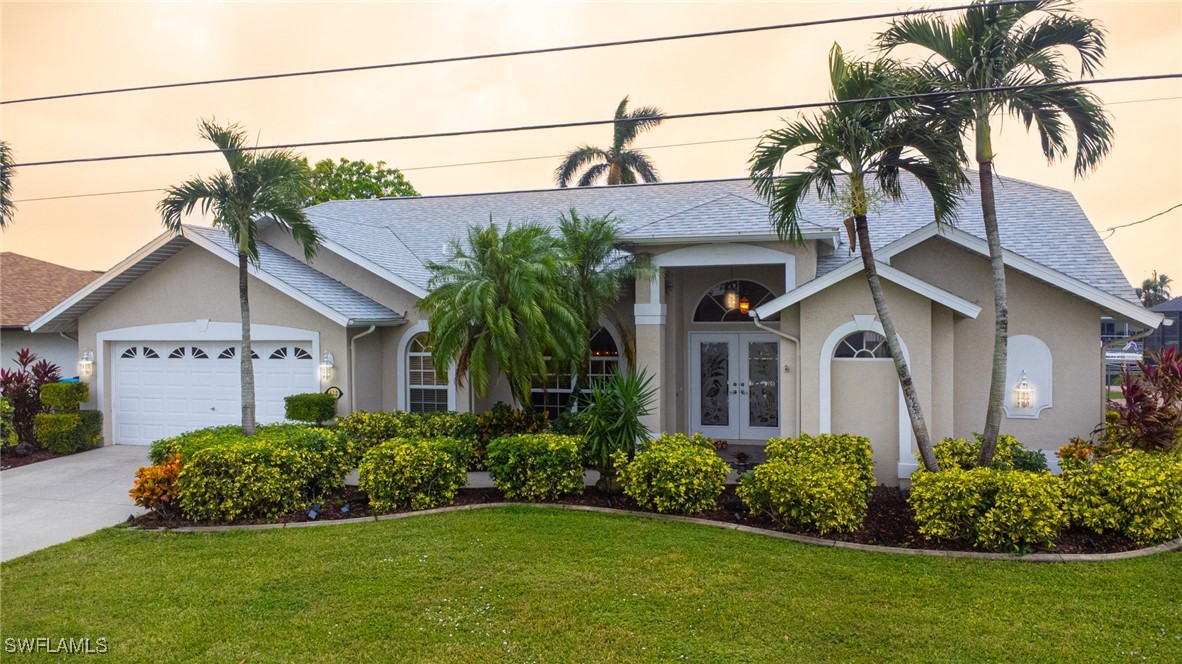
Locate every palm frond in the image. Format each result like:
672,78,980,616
197,118,251,173
619,150,660,184
1010,12,1106,78
556,145,608,187
0,141,16,229
576,162,611,187
1004,84,1113,175
615,104,665,147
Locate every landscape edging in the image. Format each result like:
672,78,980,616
142,502,1182,562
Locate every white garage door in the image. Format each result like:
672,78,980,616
113,341,318,445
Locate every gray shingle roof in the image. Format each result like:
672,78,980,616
184,225,402,324
304,174,1136,303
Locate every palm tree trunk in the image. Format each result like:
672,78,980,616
976,140,1007,467
854,215,939,472
238,252,256,436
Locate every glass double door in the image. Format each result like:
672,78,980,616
690,332,781,440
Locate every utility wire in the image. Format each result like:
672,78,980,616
1101,203,1182,239
11,92,1182,201
8,72,1181,170
1,1,1033,106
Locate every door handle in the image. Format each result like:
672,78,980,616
740,390,747,395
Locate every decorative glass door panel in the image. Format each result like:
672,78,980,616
691,333,780,440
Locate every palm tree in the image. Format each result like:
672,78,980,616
749,44,966,472
158,119,319,435
419,220,587,408
879,0,1113,466
555,96,664,187
1,141,16,229
1136,271,1172,308
554,209,652,383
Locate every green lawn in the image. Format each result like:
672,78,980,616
2,507,1179,662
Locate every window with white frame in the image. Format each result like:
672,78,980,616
406,332,449,413
833,330,891,359
530,327,620,419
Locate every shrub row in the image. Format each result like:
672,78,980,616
1060,450,1182,545
284,393,338,425
33,411,102,454
359,438,468,511
739,433,875,534
614,433,729,515
931,434,1047,472
486,433,584,501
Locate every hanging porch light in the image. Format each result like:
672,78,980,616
738,296,751,315
724,282,740,311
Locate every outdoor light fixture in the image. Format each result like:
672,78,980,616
78,348,94,377
319,352,334,381
738,297,751,315
724,285,740,311
1012,370,1034,409
307,503,321,521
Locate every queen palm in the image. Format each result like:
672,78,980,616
1,141,16,229
158,119,319,435
555,96,664,187
879,0,1113,466
419,221,586,408
749,45,966,472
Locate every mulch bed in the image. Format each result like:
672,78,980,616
0,447,64,470
131,484,1142,555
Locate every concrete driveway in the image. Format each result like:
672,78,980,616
1,445,148,562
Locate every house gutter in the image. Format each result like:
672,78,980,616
348,325,378,413
751,313,802,437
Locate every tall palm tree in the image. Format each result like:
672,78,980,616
879,0,1113,466
749,45,966,472
1136,271,1172,308
554,209,652,380
1,141,16,229
419,221,586,407
555,96,664,187
158,119,319,435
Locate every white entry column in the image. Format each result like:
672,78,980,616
634,269,666,435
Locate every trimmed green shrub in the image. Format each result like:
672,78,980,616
284,393,337,424
485,433,583,501
929,434,1047,472
40,381,89,412
1,398,16,447
475,402,548,447
78,410,103,448
739,433,875,534
33,413,84,454
909,468,1067,552
614,433,729,515
335,410,480,468
358,438,467,511
178,440,321,523
151,424,351,506
1060,450,1182,545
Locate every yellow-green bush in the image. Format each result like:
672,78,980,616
613,433,729,515
909,468,1067,551
739,433,875,534
33,413,84,454
929,434,1047,472
177,441,322,523
336,410,480,468
1060,450,1182,545
485,433,583,501
765,433,875,492
358,438,467,511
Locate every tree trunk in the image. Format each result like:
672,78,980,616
976,127,1008,467
238,252,256,436
854,215,939,472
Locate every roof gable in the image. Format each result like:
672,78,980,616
1,252,102,327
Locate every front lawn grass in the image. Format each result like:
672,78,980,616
1,506,1179,662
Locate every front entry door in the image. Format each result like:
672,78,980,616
690,333,781,440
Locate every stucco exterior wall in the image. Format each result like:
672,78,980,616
890,238,1104,453
76,245,350,443
832,359,900,485
1,331,78,375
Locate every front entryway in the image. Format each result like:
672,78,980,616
690,332,780,440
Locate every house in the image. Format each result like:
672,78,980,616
1,252,102,373
1145,296,1181,355
29,174,1163,485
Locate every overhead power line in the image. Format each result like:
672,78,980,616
1101,203,1182,239
1,1,1033,106
8,72,1181,170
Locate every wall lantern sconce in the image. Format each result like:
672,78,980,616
319,352,335,381
78,348,95,377
738,296,751,315
1012,370,1034,409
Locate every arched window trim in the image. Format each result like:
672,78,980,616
530,321,624,418
832,330,891,360
693,279,780,323
397,321,456,413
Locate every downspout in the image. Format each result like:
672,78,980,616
348,325,377,413
752,313,802,437
1100,320,1171,416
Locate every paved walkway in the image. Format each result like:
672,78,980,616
1,445,148,562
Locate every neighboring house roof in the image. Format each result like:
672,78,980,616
29,229,403,333
1151,295,1182,313
303,174,1137,308
0,252,102,328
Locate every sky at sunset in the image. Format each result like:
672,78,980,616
2,1,1180,290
